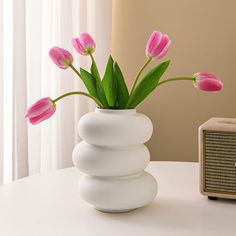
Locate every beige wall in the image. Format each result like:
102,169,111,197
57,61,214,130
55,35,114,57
111,0,236,162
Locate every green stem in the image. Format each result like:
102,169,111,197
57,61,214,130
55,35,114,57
130,57,152,95
157,77,195,87
53,91,104,108
69,64,81,78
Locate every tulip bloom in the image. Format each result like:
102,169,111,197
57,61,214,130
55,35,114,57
146,31,171,60
193,72,223,92
72,33,96,55
49,47,73,69
26,97,56,125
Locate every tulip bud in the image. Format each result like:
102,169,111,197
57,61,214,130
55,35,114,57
49,47,73,69
72,33,96,55
193,72,223,92
146,31,171,60
26,97,56,125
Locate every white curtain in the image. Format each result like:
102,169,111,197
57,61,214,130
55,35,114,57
0,0,3,184
0,0,112,184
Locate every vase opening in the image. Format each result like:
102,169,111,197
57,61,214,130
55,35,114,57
95,107,136,114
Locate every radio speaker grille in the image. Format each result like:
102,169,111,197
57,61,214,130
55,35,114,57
204,131,236,194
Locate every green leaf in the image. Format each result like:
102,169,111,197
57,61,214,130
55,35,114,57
114,62,129,108
80,68,99,99
102,56,117,107
91,62,109,108
126,60,170,109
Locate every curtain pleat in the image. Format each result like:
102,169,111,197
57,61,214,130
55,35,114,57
26,0,43,175
0,0,4,184
12,0,28,180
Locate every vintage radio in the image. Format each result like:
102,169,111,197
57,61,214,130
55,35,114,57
199,117,236,200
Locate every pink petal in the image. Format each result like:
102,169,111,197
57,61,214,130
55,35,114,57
146,31,163,57
49,47,73,69
26,97,52,118
79,33,96,51
72,38,86,55
29,107,56,125
198,79,223,92
195,72,219,80
156,40,171,59
152,34,170,59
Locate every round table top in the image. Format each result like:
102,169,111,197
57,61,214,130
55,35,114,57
0,162,235,236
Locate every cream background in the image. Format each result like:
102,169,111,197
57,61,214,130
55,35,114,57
111,0,236,162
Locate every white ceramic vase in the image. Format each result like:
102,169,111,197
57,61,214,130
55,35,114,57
72,108,157,212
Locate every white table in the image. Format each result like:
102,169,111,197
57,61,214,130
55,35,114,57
0,162,235,236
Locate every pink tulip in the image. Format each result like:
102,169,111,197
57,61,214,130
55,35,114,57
49,47,73,69
146,31,171,60
72,33,96,55
194,72,223,92
26,97,56,125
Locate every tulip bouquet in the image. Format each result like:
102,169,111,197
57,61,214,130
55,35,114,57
26,31,223,124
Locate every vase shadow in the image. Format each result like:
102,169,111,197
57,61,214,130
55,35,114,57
93,196,235,235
